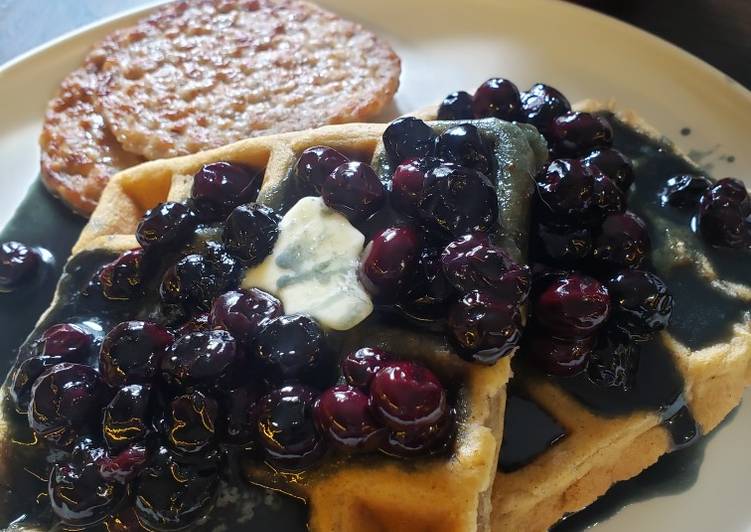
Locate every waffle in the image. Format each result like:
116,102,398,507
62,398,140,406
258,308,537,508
1,118,548,531
417,100,751,531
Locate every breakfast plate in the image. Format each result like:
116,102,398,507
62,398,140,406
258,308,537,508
0,0,749,531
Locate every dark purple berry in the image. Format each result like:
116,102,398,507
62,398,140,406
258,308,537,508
606,270,673,342
380,411,453,457
418,162,499,238
382,117,436,165
322,161,386,221
222,203,281,264
210,288,282,344
176,312,211,336
536,159,595,221
698,179,751,248
314,384,385,452
9,355,64,413
519,83,571,135
99,321,174,387
660,174,713,208
220,386,261,445
49,460,125,526
370,362,447,432
533,273,611,338
390,157,438,217
592,173,626,220
28,363,106,448
593,211,651,269
191,161,261,215
524,333,593,376
97,443,149,483
99,249,144,300
533,223,592,265
161,330,238,388
163,390,218,454
102,384,151,452
712,178,751,212
433,124,491,174
256,385,325,470
0,241,41,292
448,290,523,364
341,347,392,389
582,148,634,191
472,78,521,121
398,246,457,321
34,322,94,362
550,112,613,157
437,91,474,120
135,202,196,249
253,314,326,384
295,146,349,192
359,226,420,302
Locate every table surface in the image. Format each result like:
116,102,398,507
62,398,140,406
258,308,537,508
1,0,750,89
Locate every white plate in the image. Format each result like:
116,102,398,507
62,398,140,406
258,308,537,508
0,1,749,530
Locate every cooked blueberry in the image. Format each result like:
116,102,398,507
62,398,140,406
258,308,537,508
103,384,151,452
382,117,436,165
98,249,145,301
322,161,386,221
49,461,125,526
222,203,281,264
433,124,491,174
0,241,41,292
176,312,211,336
9,355,64,413
253,314,326,384
314,384,385,452
135,202,196,249
191,161,262,216
100,321,174,387
532,222,592,265
134,446,219,531
524,333,593,377
161,330,238,389
712,177,751,213
210,288,282,344
437,91,474,120
97,443,149,483
28,363,106,448
295,146,350,192
359,226,420,302
519,83,571,135
606,270,673,342
587,334,640,391
417,162,499,239
448,290,523,364
534,273,610,338
398,246,457,322
102,505,148,532
34,322,95,362
698,179,751,248
591,173,626,222
472,78,521,121
593,211,651,269
582,148,635,191
163,390,218,454
256,385,325,470
380,411,453,458
536,159,595,222
370,361,447,432
390,157,437,217
220,386,261,445
660,174,713,208
549,112,613,157
341,347,393,390
441,233,530,304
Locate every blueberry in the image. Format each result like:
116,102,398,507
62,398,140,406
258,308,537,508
593,211,651,269
398,246,457,322
472,78,521,121
135,202,196,249
161,330,238,389
220,386,261,445
341,347,393,390
314,384,386,452
586,333,640,391
98,249,145,301
660,174,713,208
437,91,474,120
97,443,149,483
191,161,262,217
210,288,282,344
380,411,454,458
712,178,751,213
549,112,613,157
417,162,499,239
295,146,350,193
48,460,125,526
698,179,751,248
359,226,420,302
34,322,95,362
532,222,592,265
582,148,635,191
606,270,673,342
448,290,523,364
222,203,281,264
382,117,436,165
536,159,595,222
523,332,593,377
390,157,438,217
9,355,64,413
99,321,174,387
176,312,211,336
0,241,41,292
321,161,386,221
253,314,326,385
433,124,491,175
256,385,325,470
591,173,626,221
102,384,151,452
163,390,218,454
519,83,571,135
533,273,611,338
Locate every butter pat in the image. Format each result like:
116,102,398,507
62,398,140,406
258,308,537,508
242,196,373,330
